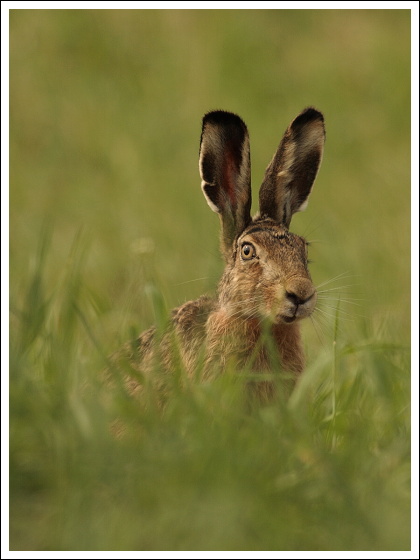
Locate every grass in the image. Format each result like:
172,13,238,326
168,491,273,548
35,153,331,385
9,241,411,551
8,8,412,552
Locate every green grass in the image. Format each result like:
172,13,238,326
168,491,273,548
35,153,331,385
9,244,411,551
8,9,411,551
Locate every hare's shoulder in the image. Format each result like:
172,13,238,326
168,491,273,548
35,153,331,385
114,295,214,367
170,295,215,374
124,295,215,379
172,295,215,335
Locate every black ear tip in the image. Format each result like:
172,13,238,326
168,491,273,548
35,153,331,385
293,107,325,127
202,110,247,130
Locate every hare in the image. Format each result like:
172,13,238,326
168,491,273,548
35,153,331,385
112,107,325,400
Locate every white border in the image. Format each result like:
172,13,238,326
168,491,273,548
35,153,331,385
2,3,418,558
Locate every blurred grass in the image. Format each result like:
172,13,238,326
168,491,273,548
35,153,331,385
9,9,411,551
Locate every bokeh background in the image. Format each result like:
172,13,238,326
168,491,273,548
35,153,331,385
10,8,411,346
9,8,411,551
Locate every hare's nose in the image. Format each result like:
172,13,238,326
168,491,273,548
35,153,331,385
285,279,315,306
286,290,315,306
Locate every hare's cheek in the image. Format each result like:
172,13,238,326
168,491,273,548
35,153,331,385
259,284,283,319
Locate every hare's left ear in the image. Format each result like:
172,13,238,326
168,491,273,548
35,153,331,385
259,108,325,228
199,110,252,260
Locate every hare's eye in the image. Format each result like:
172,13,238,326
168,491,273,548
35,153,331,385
241,243,255,260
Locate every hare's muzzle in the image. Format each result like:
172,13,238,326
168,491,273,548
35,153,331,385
277,278,317,324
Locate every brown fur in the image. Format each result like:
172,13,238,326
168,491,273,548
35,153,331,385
108,108,326,401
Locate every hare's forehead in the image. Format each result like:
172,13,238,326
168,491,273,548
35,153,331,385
238,225,306,251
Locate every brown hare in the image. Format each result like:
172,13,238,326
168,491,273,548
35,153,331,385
112,107,325,399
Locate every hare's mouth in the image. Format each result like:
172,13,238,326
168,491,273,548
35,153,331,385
280,315,297,324
275,288,317,324
277,309,313,324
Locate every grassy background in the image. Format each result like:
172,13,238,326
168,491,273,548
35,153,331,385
9,9,411,551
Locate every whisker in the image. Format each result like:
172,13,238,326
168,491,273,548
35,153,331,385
227,299,263,320
316,292,363,299
309,315,329,348
312,312,341,341
315,304,367,322
316,285,362,294
317,301,366,315
312,310,348,338
315,304,351,318
174,277,214,287
317,296,364,307
315,272,358,290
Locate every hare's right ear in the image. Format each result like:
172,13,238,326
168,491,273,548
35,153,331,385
199,111,252,260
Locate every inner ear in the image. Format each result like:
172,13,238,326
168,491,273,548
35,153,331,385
222,140,244,208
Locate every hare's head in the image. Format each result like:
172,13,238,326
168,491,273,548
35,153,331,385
199,108,325,324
